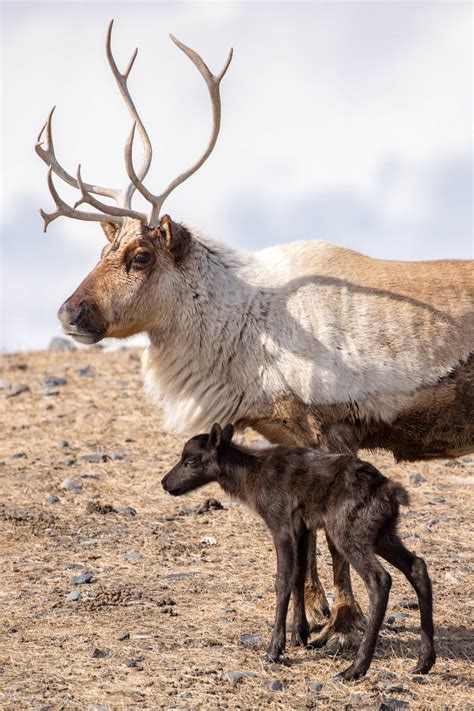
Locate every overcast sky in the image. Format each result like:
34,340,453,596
1,1,472,352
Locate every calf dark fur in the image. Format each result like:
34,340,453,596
161,424,436,680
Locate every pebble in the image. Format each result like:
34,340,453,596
0,379,10,389
43,386,60,396
77,364,94,376
63,457,77,466
66,590,80,601
46,495,60,505
81,453,110,463
378,681,404,692
307,682,323,692
44,374,68,387
59,440,69,449
60,478,82,492
379,701,408,710
239,633,263,647
118,631,130,641
460,455,473,463
49,337,76,351
225,670,256,681
160,571,199,580
396,599,419,610
179,505,193,516
264,680,283,691
111,453,125,461
409,473,425,485
113,505,137,516
91,648,110,658
71,571,93,585
200,535,217,546
11,451,26,459
88,705,109,711
125,656,144,668
443,460,458,467
8,384,30,397
125,553,142,561
428,496,446,505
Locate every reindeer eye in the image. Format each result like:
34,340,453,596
184,457,196,466
133,251,151,266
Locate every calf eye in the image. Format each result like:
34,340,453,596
184,457,196,466
133,251,151,266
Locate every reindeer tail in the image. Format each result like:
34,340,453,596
388,480,410,507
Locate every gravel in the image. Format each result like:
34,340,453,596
225,670,256,681
66,591,80,601
70,571,93,585
60,478,82,492
264,679,283,691
49,337,76,351
44,374,68,387
7,384,30,397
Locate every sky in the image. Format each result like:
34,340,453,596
1,1,472,352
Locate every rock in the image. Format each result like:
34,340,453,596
11,451,26,459
113,505,137,516
66,590,80,601
7,384,30,397
60,478,82,492
179,505,193,516
49,337,76,351
396,599,419,610
46,495,60,505
118,631,130,641
125,553,142,561
195,498,225,514
378,681,404,692
59,440,69,449
77,364,94,376
426,518,438,528
44,374,67,387
378,669,397,680
239,633,263,647
91,648,110,658
111,453,125,461
160,571,199,580
460,455,473,463
88,705,109,711
43,386,60,396
200,535,217,546
264,680,283,691
0,379,10,389
63,457,77,466
307,682,323,692
71,571,93,585
125,656,144,668
443,460,459,467
81,453,110,463
428,496,446,505
225,670,256,681
409,473,425,485
379,700,408,710
223,605,236,613
86,502,114,514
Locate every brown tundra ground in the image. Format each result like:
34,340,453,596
1,348,473,711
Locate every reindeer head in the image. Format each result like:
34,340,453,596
36,21,232,343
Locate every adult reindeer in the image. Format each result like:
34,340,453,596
36,21,474,649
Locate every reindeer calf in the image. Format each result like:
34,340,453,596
161,424,436,680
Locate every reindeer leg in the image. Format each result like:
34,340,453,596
305,530,331,631
290,524,310,646
309,532,364,652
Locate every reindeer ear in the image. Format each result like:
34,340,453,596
208,423,222,448
152,214,191,264
222,423,234,442
100,221,118,244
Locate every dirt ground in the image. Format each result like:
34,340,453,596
1,347,473,710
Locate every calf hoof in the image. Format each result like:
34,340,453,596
334,663,366,682
290,624,310,647
308,602,364,653
266,644,284,663
412,650,436,675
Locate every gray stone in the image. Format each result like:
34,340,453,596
46,495,60,505
460,455,473,463
8,384,30,397
71,571,93,585
113,505,137,516
307,682,323,692
379,701,408,711
125,656,144,668
77,364,94,377
11,451,26,459
125,553,142,561
409,472,425,485
239,633,263,647
111,453,125,461
88,705,109,711
81,453,110,463
49,337,76,351
91,648,110,658
59,440,69,449
160,571,198,580
60,478,82,492
0,379,10,390
378,681,404,692
43,386,60,396
63,457,77,466
44,374,68,387
396,599,419,610
225,670,256,681
66,590,80,601
264,680,283,691
428,496,446,505
118,631,130,641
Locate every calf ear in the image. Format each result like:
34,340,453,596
100,221,118,244
153,214,191,264
208,423,222,448
222,423,234,442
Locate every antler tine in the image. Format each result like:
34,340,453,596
124,36,233,225
35,107,122,201
106,19,152,206
74,165,147,222
40,166,124,233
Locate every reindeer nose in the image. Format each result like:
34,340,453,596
69,303,87,327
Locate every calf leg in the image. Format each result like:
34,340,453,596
334,545,392,681
290,525,310,647
267,533,295,661
377,532,436,674
309,533,365,652
305,530,331,629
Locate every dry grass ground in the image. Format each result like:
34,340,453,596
1,348,473,710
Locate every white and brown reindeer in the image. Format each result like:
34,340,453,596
36,22,474,649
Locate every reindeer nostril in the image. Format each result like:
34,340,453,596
70,303,87,326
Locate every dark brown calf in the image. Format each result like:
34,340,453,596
161,424,436,680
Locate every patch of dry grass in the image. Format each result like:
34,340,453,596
1,348,473,709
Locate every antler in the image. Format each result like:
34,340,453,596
124,35,233,226
36,22,233,231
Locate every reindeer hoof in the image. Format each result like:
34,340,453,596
334,664,366,682
308,602,364,653
412,650,436,675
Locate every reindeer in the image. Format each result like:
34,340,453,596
162,423,436,680
35,21,474,650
